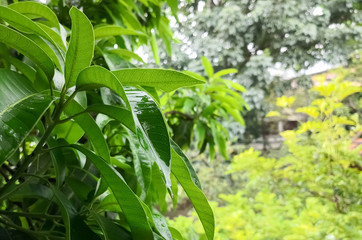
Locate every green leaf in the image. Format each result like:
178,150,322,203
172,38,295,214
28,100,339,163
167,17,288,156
8,1,60,30
92,213,132,240
76,66,130,108
69,145,154,240
52,120,85,144
112,68,205,92
125,87,172,191
50,186,101,240
63,99,110,162
169,227,184,240
65,7,94,88
48,138,67,188
170,141,214,240
108,48,145,63
0,5,61,53
94,25,146,39
214,68,238,78
0,25,54,79
201,56,213,78
86,104,135,132
150,32,160,65
166,0,179,20
0,69,53,164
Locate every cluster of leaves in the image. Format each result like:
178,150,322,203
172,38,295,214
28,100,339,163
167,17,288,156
0,2,215,239
170,69,362,239
160,0,362,141
161,57,248,160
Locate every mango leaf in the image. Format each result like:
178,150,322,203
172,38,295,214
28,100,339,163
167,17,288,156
65,7,94,88
125,87,172,192
94,25,146,39
0,25,54,79
169,227,184,240
214,68,238,78
8,1,60,30
92,213,132,240
50,185,101,240
69,145,154,240
166,0,179,20
112,68,205,92
170,141,214,240
150,33,160,65
0,69,53,164
76,66,130,108
63,99,110,162
86,104,135,132
201,56,213,78
0,6,60,53
108,48,145,63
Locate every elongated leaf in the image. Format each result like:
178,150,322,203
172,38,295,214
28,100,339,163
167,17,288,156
170,141,214,240
109,48,145,63
0,69,53,164
92,213,132,240
94,25,146,39
0,25,54,79
87,104,135,133
65,7,94,88
112,68,205,92
50,186,101,240
150,33,160,65
214,68,238,78
8,1,60,30
126,87,172,191
201,56,213,78
37,22,66,51
63,99,110,162
76,66,130,108
69,145,154,240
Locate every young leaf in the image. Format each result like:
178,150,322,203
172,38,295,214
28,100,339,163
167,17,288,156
112,68,205,92
0,69,53,164
65,7,94,88
150,33,160,65
201,56,214,78
214,68,238,78
68,145,154,240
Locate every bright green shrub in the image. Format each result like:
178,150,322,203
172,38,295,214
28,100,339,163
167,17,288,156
170,69,362,240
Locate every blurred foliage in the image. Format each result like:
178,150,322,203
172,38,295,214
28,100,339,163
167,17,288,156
159,0,362,141
169,67,362,239
161,57,248,160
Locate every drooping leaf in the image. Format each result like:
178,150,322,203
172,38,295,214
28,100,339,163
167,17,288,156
170,141,214,240
125,87,172,191
213,68,238,78
65,7,94,88
92,213,132,240
8,1,60,30
94,25,146,39
112,68,205,92
69,145,154,240
0,69,53,164
150,33,160,65
0,25,54,79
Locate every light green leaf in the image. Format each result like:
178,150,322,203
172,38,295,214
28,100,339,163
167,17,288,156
170,140,214,240
112,68,205,92
150,33,160,65
76,66,130,108
0,25,54,79
0,69,53,164
94,25,146,39
69,145,154,240
65,7,94,88
201,56,213,78
108,48,145,63
8,1,60,30
214,68,238,78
